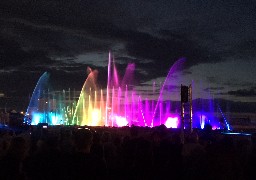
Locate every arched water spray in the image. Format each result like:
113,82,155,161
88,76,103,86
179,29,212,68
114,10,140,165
72,67,98,125
151,58,186,126
25,72,49,125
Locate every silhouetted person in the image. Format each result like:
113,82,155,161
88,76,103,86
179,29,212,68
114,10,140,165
0,136,27,180
182,131,206,179
132,137,153,179
23,133,63,180
63,128,107,180
204,135,241,180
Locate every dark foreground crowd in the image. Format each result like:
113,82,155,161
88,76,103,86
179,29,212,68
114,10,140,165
0,124,256,180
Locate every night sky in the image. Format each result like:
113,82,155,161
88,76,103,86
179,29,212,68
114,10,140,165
1,0,256,111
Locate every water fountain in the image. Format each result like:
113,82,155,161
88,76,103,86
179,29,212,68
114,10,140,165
25,52,228,129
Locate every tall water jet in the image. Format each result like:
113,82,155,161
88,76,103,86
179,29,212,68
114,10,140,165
105,52,135,126
105,52,112,126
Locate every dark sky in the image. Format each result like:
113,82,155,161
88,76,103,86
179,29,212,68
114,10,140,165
1,0,256,104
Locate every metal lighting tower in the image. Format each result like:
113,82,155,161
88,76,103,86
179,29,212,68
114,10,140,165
181,84,193,133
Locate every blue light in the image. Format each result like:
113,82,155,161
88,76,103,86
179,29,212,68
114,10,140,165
49,113,62,125
31,113,43,125
218,105,231,130
221,132,251,136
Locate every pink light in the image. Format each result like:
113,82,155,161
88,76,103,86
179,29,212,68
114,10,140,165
115,116,128,127
113,65,119,87
165,117,179,128
212,126,218,130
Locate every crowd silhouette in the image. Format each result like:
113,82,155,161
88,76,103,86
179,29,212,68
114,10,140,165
0,124,255,180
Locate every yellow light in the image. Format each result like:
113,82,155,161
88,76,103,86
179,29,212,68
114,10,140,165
91,109,100,126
